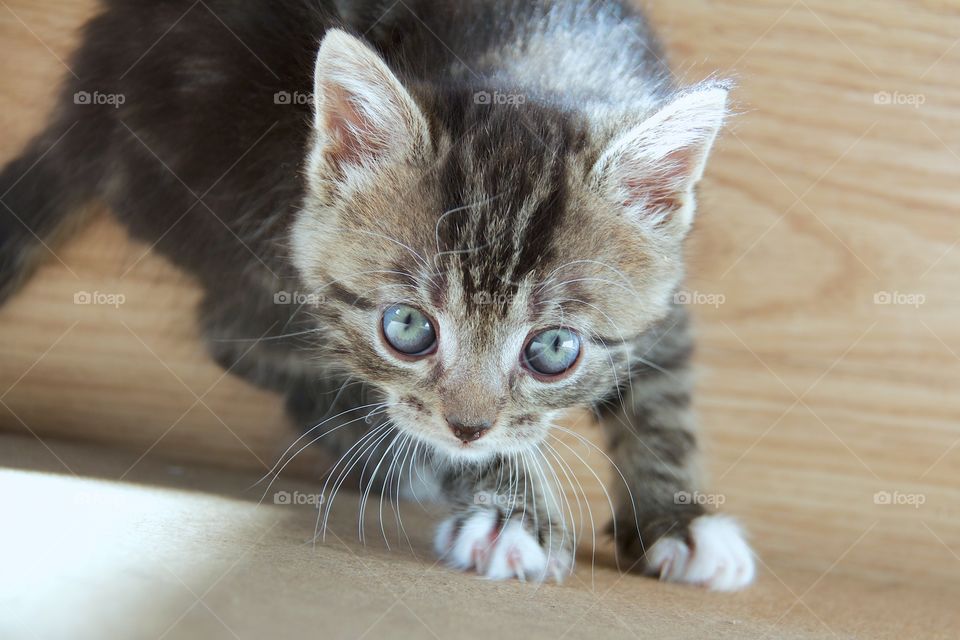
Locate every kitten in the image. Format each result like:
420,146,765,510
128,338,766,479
0,0,754,589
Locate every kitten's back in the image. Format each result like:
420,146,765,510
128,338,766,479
360,0,672,118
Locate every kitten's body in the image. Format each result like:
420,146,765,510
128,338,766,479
0,0,755,588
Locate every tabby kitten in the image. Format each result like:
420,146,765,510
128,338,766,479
0,0,754,588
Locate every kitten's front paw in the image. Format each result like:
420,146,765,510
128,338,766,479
644,514,755,591
434,508,571,582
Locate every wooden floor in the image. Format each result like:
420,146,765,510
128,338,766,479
1,1,959,638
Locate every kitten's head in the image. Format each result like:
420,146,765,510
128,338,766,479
292,30,728,462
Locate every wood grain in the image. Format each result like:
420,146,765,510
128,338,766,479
1,1,959,637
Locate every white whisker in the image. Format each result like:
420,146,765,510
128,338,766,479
391,435,417,555
316,422,394,544
534,443,575,561
255,401,392,490
536,259,639,297
335,227,432,274
356,427,402,545
210,327,321,343
372,432,407,548
542,440,591,583
549,425,643,563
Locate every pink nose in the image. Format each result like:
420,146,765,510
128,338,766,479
447,419,492,443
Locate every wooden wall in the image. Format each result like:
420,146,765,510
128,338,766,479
2,1,959,633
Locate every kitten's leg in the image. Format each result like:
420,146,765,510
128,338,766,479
598,307,755,591
432,455,573,582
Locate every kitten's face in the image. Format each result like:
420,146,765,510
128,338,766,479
292,31,727,462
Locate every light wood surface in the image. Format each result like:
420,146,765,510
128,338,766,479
4,432,957,640
1,1,959,638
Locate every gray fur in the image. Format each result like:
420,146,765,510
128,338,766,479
0,0,730,576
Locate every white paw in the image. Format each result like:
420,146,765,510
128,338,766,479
434,510,570,582
645,514,756,591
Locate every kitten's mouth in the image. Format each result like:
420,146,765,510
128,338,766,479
405,424,541,465
393,420,499,463
386,406,542,463
432,433,497,462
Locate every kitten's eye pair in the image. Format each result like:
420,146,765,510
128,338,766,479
381,304,581,377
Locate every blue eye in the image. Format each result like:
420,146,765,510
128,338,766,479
382,305,437,356
524,328,581,377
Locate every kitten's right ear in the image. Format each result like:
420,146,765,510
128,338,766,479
592,84,730,233
312,29,430,174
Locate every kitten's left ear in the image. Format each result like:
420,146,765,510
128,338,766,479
592,83,730,232
312,29,430,175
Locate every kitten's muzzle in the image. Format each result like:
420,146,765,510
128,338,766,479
446,418,492,444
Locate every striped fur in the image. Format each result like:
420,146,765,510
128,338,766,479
0,0,743,582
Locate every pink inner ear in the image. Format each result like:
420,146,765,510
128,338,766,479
621,147,694,221
322,83,389,169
